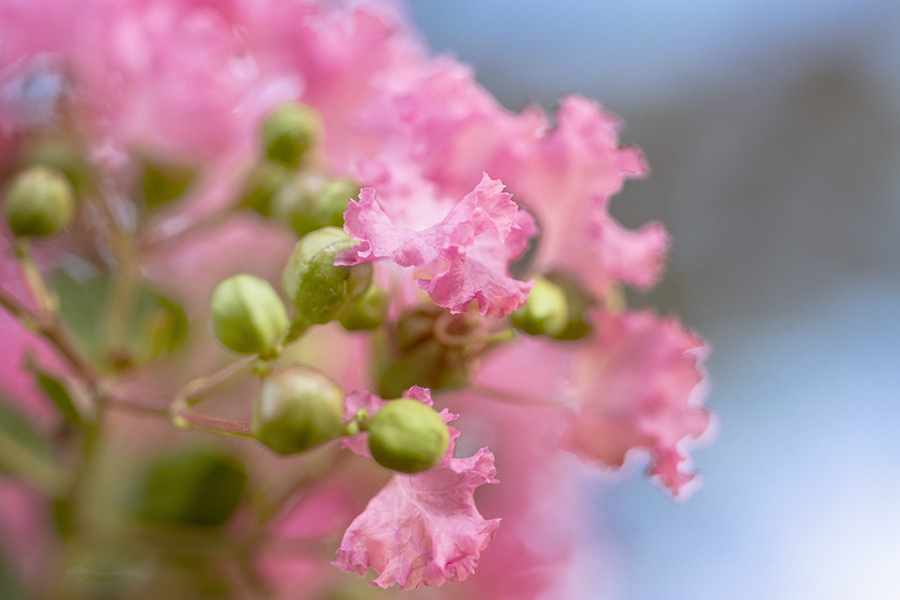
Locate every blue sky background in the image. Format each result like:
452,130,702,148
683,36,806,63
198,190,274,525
408,2,900,599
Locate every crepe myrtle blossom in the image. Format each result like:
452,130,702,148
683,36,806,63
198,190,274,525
336,387,500,590
0,0,711,598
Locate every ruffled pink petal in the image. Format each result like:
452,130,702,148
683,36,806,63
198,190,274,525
588,202,670,291
509,95,668,295
334,447,500,590
338,174,534,316
564,311,711,497
336,385,498,590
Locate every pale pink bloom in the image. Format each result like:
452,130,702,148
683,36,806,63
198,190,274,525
337,174,535,317
564,310,711,497
336,386,500,590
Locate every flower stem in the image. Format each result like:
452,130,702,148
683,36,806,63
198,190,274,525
170,403,254,438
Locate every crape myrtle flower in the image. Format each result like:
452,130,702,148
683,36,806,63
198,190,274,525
0,0,711,598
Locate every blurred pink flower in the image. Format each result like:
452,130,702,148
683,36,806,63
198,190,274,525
565,311,711,497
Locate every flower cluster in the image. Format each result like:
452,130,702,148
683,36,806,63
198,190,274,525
0,1,711,599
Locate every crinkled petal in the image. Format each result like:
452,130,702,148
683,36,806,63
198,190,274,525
588,198,670,291
336,385,497,590
338,174,534,316
334,447,500,590
564,311,711,497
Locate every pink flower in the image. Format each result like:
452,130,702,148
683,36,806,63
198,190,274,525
507,96,667,294
336,386,501,590
337,173,536,317
564,310,712,497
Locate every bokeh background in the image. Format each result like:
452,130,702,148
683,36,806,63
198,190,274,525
407,2,900,599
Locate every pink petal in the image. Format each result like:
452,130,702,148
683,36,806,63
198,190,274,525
334,447,500,590
336,385,498,589
338,174,535,317
564,311,711,497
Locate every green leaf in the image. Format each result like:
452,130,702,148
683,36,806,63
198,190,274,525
33,370,84,427
54,270,189,369
133,447,247,528
140,159,199,210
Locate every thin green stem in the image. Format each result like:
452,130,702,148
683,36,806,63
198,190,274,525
103,233,141,363
0,283,100,388
14,238,57,317
170,402,254,439
179,356,258,407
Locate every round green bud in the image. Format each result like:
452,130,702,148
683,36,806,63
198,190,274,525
512,277,568,337
367,399,450,474
273,176,358,237
252,366,345,455
210,274,289,359
282,227,372,326
261,103,319,169
338,282,385,331
4,166,76,237
543,271,597,341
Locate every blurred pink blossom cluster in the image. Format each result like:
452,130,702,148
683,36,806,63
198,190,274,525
0,1,712,599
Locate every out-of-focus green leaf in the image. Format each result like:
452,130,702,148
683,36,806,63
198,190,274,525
53,270,189,369
133,447,247,528
32,369,84,427
140,159,199,210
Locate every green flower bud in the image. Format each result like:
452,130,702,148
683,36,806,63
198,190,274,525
367,399,450,474
261,103,319,169
512,277,568,336
544,271,598,341
4,166,76,237
273,176,358,237
282,227,372,326
210,275,289,359
252,366,345,455
338,282,385,331
240,161,291,217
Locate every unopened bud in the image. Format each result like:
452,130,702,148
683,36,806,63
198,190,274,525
367,399,449,473
338,283,385,331
210,275,289,359
544,271,597,341
273,176,358,237
261,103,318,169
512,277,568,336
4,166,76,237
282,227,372,326
252,366,345,455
